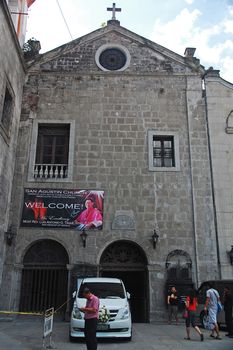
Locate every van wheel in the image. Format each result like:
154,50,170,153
69,334,76,342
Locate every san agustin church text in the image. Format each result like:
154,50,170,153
0,0,233,322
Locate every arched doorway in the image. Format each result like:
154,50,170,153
19,239,69,314
99,240,148,323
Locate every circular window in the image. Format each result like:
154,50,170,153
99,48,126,71
95,44,130,72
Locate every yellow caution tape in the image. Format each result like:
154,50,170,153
0,311,43,316
0,295,72,317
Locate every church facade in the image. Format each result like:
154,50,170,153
1,6,233,322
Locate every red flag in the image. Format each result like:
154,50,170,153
27,0,36,7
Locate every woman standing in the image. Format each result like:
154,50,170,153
184,289,204,341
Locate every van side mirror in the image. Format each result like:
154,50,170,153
72,291,77,298
127,292,130,299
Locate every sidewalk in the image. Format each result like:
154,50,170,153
0,318,232,350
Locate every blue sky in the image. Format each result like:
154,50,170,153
26,0,233,82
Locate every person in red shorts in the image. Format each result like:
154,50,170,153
184,288,204,341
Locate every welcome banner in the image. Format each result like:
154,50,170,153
21,188,104,229
27,0,36,8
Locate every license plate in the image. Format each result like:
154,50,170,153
97,323,109,331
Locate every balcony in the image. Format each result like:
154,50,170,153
34,164,68,179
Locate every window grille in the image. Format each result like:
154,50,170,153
34,124,70,179
153,136,175,167
1,86,14,135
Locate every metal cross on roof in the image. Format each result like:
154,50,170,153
107,3,121,20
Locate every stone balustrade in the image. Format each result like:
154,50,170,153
34,164,68,179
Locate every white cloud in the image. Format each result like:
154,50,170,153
224,19,233,33
185,0,194,4
220,56,233,83
228,5,233,15
26,0,91,52
150,7,233,82
151,9,203,55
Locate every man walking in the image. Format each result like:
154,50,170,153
204,283,221,340
223,286,233,338
167,286,179,324
80,288,100,350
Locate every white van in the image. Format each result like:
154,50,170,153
70,277,132,341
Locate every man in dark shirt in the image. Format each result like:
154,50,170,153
167,286,179,324
223,286,233,338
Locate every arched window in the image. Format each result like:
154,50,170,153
226,110,233,133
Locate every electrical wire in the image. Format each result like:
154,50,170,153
56,0,73,40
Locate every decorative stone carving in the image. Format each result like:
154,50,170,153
72,262,97,277
166,249,192,268
111,210,135,230
100,241,147,266
165,250,192,282
23,239,69,265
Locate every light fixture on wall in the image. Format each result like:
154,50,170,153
152,229,159,249
80,230,88,248
5,226,15,246
227,245,233,265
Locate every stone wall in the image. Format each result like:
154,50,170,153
0,0,25,290
205,72,233,279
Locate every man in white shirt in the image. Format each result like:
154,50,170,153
204,283,221,340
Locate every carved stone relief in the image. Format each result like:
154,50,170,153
100,240,147,266
111,210,135,230
165,249,192,281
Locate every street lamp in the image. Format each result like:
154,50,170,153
80,230,87,248
152,230,159,249
227,245,233,265
5,226,15,246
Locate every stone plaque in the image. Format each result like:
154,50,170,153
111,210,135,230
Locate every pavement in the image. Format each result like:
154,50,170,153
0,317,232,350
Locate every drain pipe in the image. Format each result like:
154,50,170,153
202,71,222,279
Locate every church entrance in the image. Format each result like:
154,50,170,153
19,239,69,315
99,240,149,323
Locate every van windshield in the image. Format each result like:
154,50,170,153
78,282,125,299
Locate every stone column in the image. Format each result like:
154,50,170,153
185,75,219,284
65,264,74,321
148,263,166,322
13,263,24,311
